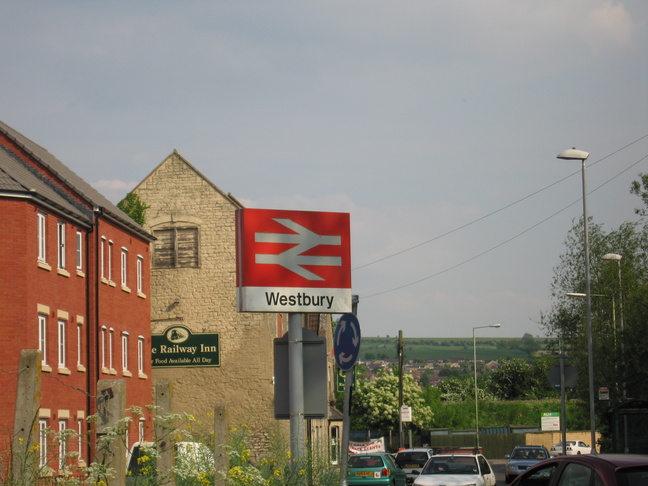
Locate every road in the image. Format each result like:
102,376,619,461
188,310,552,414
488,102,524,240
490,459,507,485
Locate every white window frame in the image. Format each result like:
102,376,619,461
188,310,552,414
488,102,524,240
77,419,84,463
39,314,47,366
137,336,145,375
136,255,143,294
100,237,106,279
100,326,107,370
121,332,129,372
57,221,66,270
39,419,48,467
138,419,146,443
76,231,83,271
38,212,47,263
77,323,83,368
108,240,113,282
59,419,67,468
58,319,66,368
109,328,114,371
121,247,128,287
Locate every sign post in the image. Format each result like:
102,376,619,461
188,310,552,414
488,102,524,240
235,208,352,462
335,312,361,486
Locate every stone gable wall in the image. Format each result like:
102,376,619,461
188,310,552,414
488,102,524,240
134,153,286,436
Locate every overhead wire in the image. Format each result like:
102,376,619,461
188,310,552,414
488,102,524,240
358,134,648,300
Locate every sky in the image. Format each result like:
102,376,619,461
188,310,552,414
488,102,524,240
2,1,647,338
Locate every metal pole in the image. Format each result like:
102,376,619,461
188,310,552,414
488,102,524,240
473,327,479,451
340,370,353,486
288,313,305,460
398,330,404,450
580,159,597,454
560,353,567,456
340,295,359,486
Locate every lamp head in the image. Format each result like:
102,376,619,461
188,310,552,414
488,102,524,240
490,323,501,328
557,148,589,161
602,253,622,261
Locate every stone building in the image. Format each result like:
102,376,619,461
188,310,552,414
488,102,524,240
132,151,339,449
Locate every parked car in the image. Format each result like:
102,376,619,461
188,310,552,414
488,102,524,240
549,440,591,456
510,453,648,486
412,453,496,486
394,448,436,485
347,453,407,486
505,445,550,483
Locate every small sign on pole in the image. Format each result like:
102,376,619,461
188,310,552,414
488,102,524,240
400,406,412,423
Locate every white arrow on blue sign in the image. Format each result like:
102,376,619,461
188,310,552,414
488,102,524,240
334,313,361,371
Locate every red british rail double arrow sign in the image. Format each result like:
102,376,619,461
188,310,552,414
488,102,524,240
236,208,352,313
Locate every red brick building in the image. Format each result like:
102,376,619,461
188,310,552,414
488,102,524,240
0,121,154,473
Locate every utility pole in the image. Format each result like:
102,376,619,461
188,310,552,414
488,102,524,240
398,330,404,450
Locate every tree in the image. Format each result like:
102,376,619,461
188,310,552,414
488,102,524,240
352,368,434,430
540,174,648,447
487,357,554,400
117,192,150,226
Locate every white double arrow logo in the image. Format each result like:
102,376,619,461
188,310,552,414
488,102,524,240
255,218,342,281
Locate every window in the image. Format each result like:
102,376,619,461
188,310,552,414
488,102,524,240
108,241,113,282
39,314,47,366
58,319,66,368
100,237,106,279
57,222,66,269
39,419,48,467
76,231,83,271
138,419,146,443
38,212,47,263
557,463,594,486
153,227,199,268
122,332,129,372
136,255,144,294
137,336,145,375
59,420,67,468
77,322,83,368
121,248,128,287
77,419,84,463
100,326,107,370
109,328,114,371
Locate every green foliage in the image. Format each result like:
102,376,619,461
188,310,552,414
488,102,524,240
487,357,554,400
352,368,434,430
360,337,549,362
429,399,588,430
117,192,150,226
540,173,648,448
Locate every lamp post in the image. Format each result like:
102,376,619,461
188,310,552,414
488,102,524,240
602,253,627,452
557,148,596,454
473,323,501,451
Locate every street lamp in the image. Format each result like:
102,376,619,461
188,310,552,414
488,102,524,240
602,253,627,452
557,147,596,454
473,323,501,451
602,254,624,374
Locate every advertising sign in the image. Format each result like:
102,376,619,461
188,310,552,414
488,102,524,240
541,412,560,431
152,325,220,368
236,208,351,313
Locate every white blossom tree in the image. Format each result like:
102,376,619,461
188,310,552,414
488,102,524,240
352,368,434,430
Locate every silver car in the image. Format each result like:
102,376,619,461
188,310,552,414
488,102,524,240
505,445,549,483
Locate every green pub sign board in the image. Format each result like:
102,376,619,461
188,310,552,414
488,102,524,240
152,325,220,368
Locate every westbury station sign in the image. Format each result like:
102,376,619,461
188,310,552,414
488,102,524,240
235,208,352,313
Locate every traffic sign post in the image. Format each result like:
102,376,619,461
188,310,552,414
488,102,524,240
235,208,352,464
336,313,361,486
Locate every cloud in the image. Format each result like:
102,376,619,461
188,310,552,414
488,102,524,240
91,179,138,204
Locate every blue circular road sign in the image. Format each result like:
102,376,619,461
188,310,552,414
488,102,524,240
334,313,361,371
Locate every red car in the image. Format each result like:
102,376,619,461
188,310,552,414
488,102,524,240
510,454,648,486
